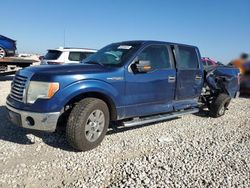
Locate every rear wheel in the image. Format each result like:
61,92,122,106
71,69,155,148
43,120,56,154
0,47,6,58
209,93,231,118
66,98,110,151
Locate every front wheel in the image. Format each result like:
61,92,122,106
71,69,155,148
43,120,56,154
0,47,6,58
66,98,110,151
209,93,231,118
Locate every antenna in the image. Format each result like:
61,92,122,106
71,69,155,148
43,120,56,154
63,28,66,47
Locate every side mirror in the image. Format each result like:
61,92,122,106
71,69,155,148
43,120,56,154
135,60,152,73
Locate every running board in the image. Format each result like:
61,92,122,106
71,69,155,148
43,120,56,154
123,108,199,127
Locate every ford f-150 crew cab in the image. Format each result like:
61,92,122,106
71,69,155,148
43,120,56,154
6,41,240,151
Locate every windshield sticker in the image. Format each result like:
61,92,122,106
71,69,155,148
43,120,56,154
118,45,132,50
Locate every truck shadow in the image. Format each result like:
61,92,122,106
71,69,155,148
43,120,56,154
193,108,210,118
0,104,210,151
1,104,181,152
0,105,77,152
0,105,34,145
107,117,180,135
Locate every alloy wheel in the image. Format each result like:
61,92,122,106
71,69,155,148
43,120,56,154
85,109,105,142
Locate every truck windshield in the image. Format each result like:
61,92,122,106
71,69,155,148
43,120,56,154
82,43,141,67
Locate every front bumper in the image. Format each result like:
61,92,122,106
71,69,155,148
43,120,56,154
6,103,60,132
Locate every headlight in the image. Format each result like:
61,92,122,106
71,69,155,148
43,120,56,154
27,81,60,103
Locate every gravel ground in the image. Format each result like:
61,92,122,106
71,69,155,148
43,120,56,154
0,76,250,188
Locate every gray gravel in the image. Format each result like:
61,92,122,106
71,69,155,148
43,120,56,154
0,77,250,188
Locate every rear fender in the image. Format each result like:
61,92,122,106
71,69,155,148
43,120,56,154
205,67,240,98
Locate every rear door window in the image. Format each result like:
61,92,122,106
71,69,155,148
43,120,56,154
44,50,62,60
178,46,199,69
68,52,82,61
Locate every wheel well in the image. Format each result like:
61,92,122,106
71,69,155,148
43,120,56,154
65,92,117,121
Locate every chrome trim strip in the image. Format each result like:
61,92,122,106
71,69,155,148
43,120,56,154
10,92,23,99
12,82,25,88
12,86,23,92
14,79,26,85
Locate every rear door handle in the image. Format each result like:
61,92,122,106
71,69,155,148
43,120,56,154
195,75,202,80
168,76,176,83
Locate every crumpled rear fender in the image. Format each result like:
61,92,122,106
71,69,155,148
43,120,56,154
205,66,240,98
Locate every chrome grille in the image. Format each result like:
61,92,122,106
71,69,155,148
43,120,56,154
10,74,28,102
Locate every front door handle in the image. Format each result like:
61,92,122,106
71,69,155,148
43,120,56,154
168,76,176,83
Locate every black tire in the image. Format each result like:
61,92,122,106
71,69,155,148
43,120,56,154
209,93,231,118
0,47,6,58
66,98,110,151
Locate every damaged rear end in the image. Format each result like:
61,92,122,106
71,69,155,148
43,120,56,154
201,66,240,117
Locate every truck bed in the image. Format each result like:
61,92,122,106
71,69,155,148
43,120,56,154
0,57,38,76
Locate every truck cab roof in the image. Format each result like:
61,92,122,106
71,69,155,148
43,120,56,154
0,35,16,42
114,40,198,48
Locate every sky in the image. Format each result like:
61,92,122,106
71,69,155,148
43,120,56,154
1,0,249,63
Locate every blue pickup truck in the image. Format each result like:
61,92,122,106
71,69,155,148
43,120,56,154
6,41,240,151
0,35,17,58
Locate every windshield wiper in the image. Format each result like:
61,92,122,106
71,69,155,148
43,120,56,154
84,61,105,67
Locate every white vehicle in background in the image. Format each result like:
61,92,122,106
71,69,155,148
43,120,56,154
41,47,97,65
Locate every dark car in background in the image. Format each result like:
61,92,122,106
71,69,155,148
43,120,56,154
0,35,17,58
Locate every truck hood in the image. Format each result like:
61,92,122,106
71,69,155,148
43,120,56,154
23,64,109,75
17,63,124,89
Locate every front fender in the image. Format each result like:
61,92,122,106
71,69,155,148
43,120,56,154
59,79,119,106
34,79,121,112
